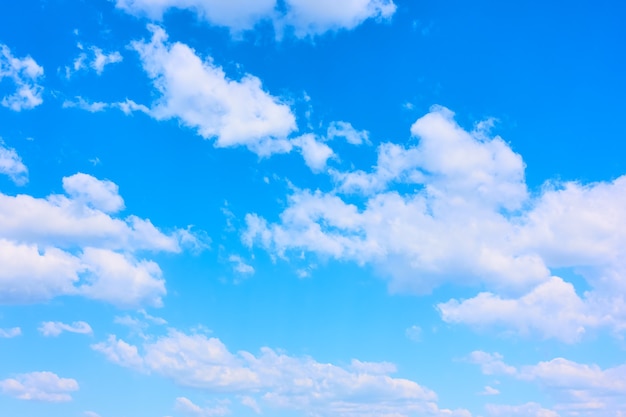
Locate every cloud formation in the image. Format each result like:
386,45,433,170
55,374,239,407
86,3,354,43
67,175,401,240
243,106,626,342
131,25,297,156
0,142,28,185
0,154,206,307
470,351,626,416
93,329,470,417
115,0,396,38
0,372,79,402
38,321,93,337
0,44,44,111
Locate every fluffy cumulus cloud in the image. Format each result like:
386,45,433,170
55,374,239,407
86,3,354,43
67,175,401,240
292,134,335,172
93,329,471,417
0,142,28,185
437,277,599,343
0,44,44,111
114,0,396,38
38,321,93,337
243,106,626,341
0,153,205,307
131,25,296,156
469,351,626,416
0,372,79,402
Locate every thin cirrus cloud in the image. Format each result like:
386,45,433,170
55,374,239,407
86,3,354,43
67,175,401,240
243,105,626,342
114,0,397,38
92,329,472,417
0,152,207,307
38,321,93,337
0,372,79,403
0,44,44,111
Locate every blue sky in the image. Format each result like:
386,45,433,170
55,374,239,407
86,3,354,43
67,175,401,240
1,1,626,416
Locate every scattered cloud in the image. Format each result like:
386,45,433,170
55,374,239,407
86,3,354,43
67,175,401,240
479,386,500,396
228,254,255,275
0,141,28,185
279,0,397,39
485,402,559,417
243,106,626,341
327,121,369,145
438,277,596,343
114,0,397,39
38,321,93,337
175,397,230,417
0,168,207,307
469,351,626,415
292,134,335,172
0,372,79,402
65,43,123,78
0,44,44,111
405,325,422,342
466,351,517,376
0,327,21,338
93,329,470,417
240,396,261,414
130,25,297,156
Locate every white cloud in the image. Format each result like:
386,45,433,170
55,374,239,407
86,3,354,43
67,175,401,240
0,142,28,185
63,96,152,115
438,277,597,343
479,386,500,396
280,0,397,38
84,412,101,417
0,172,188,253
65,44,123,78
0,372,79,402
115,0,276,32
485,402,559,417
114,0,396,39
466,351,516,376
175,397,230,417
91,47,123,74
62,96,108,112
327,121,369,145
0,44,43,111
405,325,422,342
78,248,166,307
240,396,261,414
62,173,125,213
39,321,93,337
0,327,21,338
0,172,205,307
293,134,335,172
93,329,470,417
131,25,296,156
469,352,626,416
228,254,255,275
243,106,626,341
